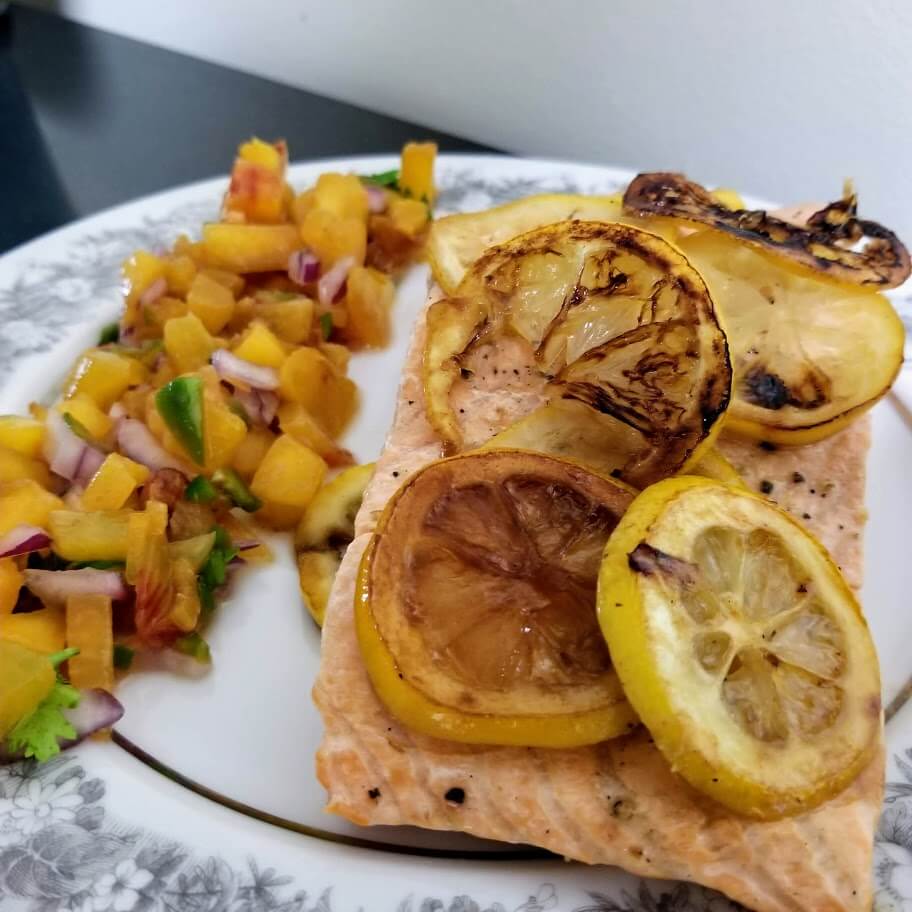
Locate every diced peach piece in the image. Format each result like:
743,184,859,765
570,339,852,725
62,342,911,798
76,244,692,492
66,594,114,691
399,141,437,203
233,321,287,368
57,394,113,441
231,426,276,480
49,510,132,562
0,559,23,615
66,350,147,410
345,266,394,348
0,608,65,654
82,454,150,511
250,434,326,509
163,312,216,374
314,173,369,222
298,209,366,268
187,272,235,334
164,254,197,296
0,446,50,488
0,481,64,538
203,391,247,472
202,223,300,273
0,416,45,458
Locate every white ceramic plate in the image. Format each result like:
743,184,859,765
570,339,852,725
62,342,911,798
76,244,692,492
1,155,912,912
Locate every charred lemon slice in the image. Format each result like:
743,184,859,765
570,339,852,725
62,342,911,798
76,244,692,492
357,449,638,747
598,476,881,819
424,220,731,488
428,193,625,293
675,229,904,444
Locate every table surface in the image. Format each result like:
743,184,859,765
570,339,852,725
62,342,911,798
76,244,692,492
0,4,493,253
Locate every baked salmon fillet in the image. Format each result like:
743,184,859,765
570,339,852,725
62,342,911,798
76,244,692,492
314,286,884,912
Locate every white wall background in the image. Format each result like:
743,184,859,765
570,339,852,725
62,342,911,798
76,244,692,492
28,0,912,237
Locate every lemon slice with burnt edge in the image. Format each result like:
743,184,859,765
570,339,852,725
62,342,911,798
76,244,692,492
424,220,732,489
356,449,639,748
675,229,905,445
428,193,625,293
598,476,881,819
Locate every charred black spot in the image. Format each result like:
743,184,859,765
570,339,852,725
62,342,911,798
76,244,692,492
628,543,696,586
444,787,465,805
368,787,381,800
791,471,805,484
743,368,790,410
759,480,774,495
758,440,778,452
459,367,473,380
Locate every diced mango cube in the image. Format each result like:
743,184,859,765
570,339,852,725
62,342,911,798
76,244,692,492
49,510,131,562
82,453,150,511
314,173,369,222
278,346,334,409
204,392,247,471
0,559,23,615
0,416,45,458
200,267,245,296
0,608,65,654
298,209,367,269
66,594,114,691
0,642,55,737
0,481,64,538
144,295,189,331
250,435,326,509
319,343,351,374
126,500,167,585
321,374,358,437
399,141,437,203
187,272,235,334
345,266,394,348
276,403,352,466
233,321,287,368
163,312,216,374
123,251,166,302
389,196,430,238
290,189,315,225
164,254,197,296
202,223,300,273
256,502,305,530
169,558,201,632
255,295,314,345
66,350,147,410
231,426,277,480
57,394,113,441
240,137,286,170
0,446,50,488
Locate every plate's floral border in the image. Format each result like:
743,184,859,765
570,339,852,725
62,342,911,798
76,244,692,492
0,164,908,912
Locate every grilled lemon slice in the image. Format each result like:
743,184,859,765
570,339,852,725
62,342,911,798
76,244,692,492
428,193,625,293
424,220,731,488
297,462,374,626
598,476,881,819
357,449,638,747
674,229,904,444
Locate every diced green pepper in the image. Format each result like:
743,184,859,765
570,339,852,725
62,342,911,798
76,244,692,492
112,644,135,670
174,632,211,664
155,376,205,464
197,525,238,618
185,475,218,504
98,322,120,345
212,468,262,512
62,412,95,444
319,312,333,341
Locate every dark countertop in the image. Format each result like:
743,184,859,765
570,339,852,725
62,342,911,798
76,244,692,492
0,5,493,253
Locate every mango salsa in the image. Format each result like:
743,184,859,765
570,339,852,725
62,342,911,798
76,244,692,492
251,434,326,510
0,415,45,458
66,594,114,691
49,510,132,562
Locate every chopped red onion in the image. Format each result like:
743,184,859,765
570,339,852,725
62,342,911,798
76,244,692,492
108,402,127,421
44,410,87,481
24,568,128,606
317,256,355,307
234,539,261,551
211,349,279,391
365,184,388,213
232,387,279,426
139,276,167,309
75,445,106,486
287,249,320,285
0,525,51,559
116,419,187,472
61,689,125,747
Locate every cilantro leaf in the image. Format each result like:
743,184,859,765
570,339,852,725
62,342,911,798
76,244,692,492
361,169,400,189
6,680,80,763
